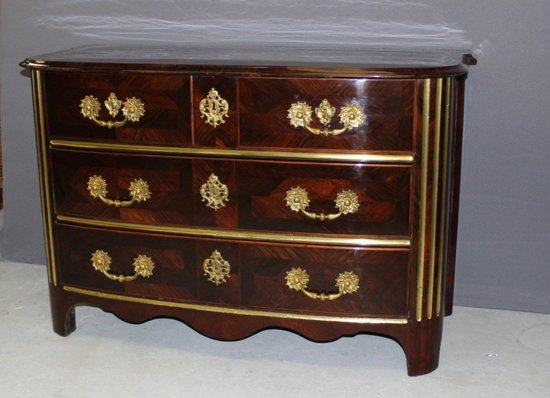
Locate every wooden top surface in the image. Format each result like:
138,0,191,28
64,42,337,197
21,44,475,77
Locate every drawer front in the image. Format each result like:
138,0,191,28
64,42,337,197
52,150,411,237
44,71,191,145
239,78,415,151
56,225,197,300
51,149,195,226
56,225,409,317
194,159,411,236
197,241,409,317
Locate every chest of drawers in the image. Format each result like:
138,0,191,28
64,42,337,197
22,45,474,376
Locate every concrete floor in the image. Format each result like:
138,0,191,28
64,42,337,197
1,261,549,397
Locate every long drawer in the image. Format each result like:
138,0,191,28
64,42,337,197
52,149,412,237
43,71,192,145
56,224,410,317
44,72,416,153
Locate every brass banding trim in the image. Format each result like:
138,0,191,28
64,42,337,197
427,78,443,319
63,285,408,325
33,71,58,286
57,215,411,248
50,139,414,164
416,79,431,321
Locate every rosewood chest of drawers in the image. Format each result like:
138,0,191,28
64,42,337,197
22,45,474,376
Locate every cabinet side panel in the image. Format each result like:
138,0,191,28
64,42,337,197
445,75,466,315
31,70,57,286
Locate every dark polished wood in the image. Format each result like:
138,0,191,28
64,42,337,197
24,45,473,376
21,44,476,77
445,76,467,316
52,149,412,236
239,78,414,151
44,71,191,145
56,224,409,317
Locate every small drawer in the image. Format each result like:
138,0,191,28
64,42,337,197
43,71,191,145
55,225,197,301
239,78,415,151
197,241,410,317
51,149,195,226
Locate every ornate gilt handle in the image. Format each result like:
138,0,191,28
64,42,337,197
287,98,365,136
285,186,359,221
200,174,229,211
80,92,145,128
203,250,231,285
199,88,229,127
87,175,151,208
285,267,359,301
91,250,155,283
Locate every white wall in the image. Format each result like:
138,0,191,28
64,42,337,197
1,0,550,313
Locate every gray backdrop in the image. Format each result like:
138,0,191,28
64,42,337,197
1,0,549,313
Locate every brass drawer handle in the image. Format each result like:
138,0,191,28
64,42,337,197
200,173,229,211
91,250,155,283
285,186,359,221
203,250,231,285
199,88,229,127
287,98,365,136
285,267,359,301
80,92,145,128
87,175,151,207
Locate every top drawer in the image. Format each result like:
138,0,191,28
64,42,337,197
43,72,191,145
237,78,416,151
42,71,416,152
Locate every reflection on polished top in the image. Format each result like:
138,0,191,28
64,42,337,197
21,44,476,76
